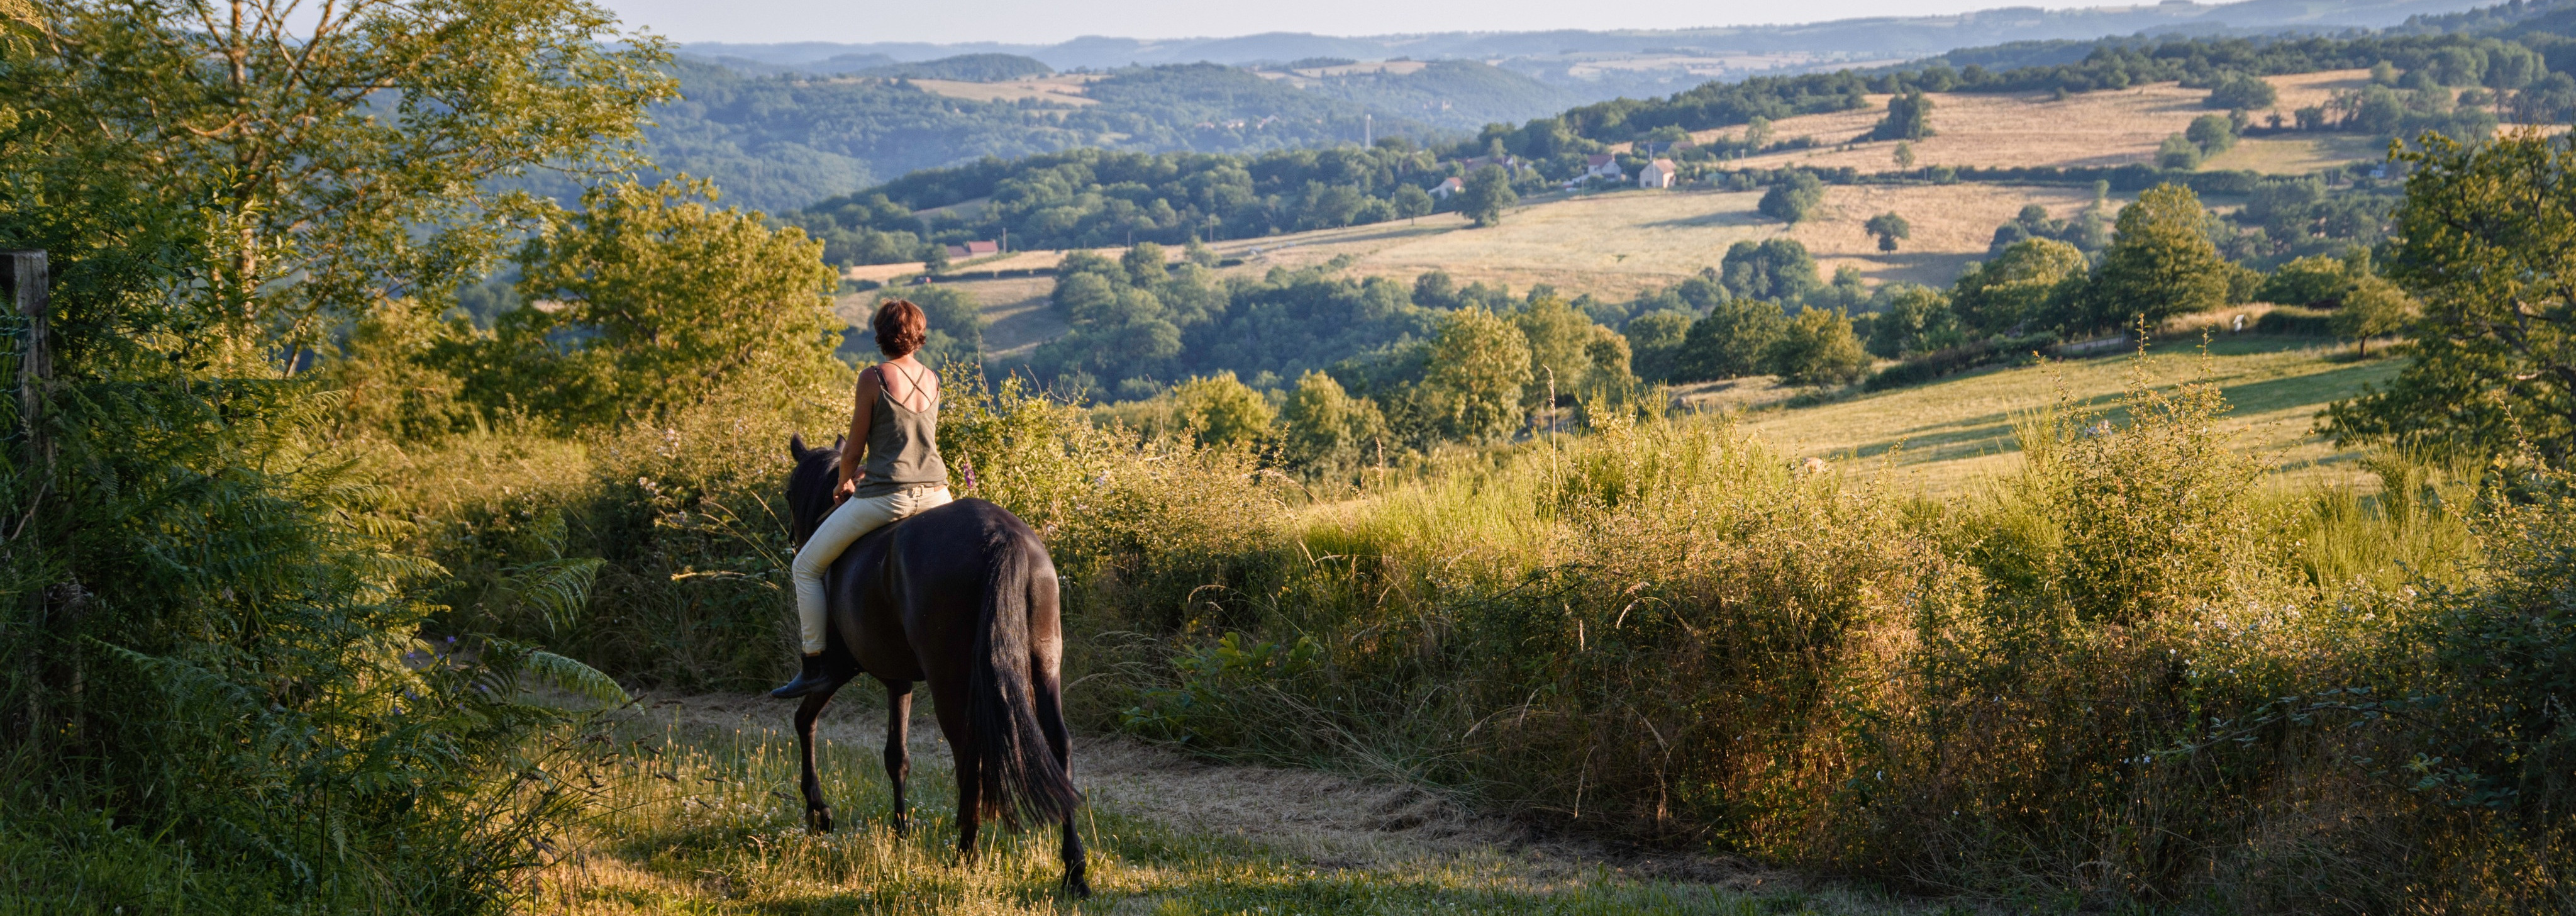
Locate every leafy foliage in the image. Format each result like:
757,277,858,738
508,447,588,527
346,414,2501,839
1865,90,1934,142
1414,307,1532,444
2327,131,2576,462
1953,237,2089,335
1458,164,1518,227
435,179,843,430
799,145,1451,260
1,0,665,907
2087,183,2233,330
1756,171,1825,224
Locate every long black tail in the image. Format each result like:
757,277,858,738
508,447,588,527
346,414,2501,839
967,535,1078,829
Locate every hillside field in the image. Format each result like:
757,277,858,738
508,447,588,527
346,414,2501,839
1719,335,2403,494
1711,71,2384,174
1179,182,2107,294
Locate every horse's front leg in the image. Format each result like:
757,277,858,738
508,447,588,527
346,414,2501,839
881,678,914,837
796,687,839,833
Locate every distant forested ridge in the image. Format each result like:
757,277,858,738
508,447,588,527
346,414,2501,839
1558,30,2551,141
792,145,1443,259
615,58,1583,213
858,53,1053,81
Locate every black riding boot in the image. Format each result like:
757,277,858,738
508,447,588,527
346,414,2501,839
771,653,845,699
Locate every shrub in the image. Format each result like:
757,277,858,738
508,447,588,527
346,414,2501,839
1766,307,1872,387
2207,73,2279,109
1757,171,1826,223
2158,133,2204,170
1672,298,1789,381
2089,183,2233,330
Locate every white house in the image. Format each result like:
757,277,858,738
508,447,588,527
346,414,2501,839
1431,176,1466,199
1582,154,1621,181
1638,159,1678,189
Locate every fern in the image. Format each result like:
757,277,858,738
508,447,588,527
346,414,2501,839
484,637,631,707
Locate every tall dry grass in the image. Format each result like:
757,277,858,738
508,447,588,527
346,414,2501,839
1074,366,2563,910
367,349,2565,910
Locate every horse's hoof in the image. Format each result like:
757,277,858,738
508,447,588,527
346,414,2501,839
806,806,833,834
1065,874,1092,898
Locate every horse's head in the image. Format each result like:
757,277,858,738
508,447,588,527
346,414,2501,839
786,433,845,547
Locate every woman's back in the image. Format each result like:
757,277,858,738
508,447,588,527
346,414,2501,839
856,360,945,498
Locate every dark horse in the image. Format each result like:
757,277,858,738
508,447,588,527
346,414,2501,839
781,435,1087,896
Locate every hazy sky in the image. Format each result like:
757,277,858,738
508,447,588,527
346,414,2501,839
599,0,2097,45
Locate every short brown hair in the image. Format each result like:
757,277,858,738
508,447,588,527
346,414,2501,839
872,299,926,357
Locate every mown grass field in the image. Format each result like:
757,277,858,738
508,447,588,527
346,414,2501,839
529,698,1928,915
1723,333,2402,494
1714,72,2381,174
1186,182,2106,296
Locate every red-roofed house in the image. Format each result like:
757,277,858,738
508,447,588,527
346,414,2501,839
943,240,1001,260
1431,176,1465,199
1582,154,1621,181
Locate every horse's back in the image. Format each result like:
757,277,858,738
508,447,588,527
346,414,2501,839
828,497,1053,673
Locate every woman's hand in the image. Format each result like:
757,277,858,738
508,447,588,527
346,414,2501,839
834,476,858,504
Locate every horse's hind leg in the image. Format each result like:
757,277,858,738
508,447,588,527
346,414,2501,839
881,678,914,837
1036,664,1089,896
796,687,839,833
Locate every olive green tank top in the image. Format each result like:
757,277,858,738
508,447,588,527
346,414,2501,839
855,362,948,498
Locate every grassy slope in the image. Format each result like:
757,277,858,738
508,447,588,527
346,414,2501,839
531,701,1918,915
1726,335,2404,494
1713,71,2383,174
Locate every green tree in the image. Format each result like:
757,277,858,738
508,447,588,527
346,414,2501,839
2158,133,2203,170
1124,241,1171,286
1868,285,1963,359
2186,114,2238,155
1758,171,1826,223
1419,306,1533,442
1170,372,1277,447
0,0,661,903
1893,140,1917,170
1279,371,1389,472
2089,183,2231,330
1768,308,1874,386
1672,299,1790,381
6,0,671,368
1953,237,2089,335
1719,238,1824,302
2207,73,2280,110
1623,310,1694,383
2326,133,2576,461
1516,296,1615,406
1868,90,1934,141
1393,183,1436,219
2330,275,2418,357
489,179,841,427
1458,164,1517,228
1865,211,1913,252
2256,253,2358,306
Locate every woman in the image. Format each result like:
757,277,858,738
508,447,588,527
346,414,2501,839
772,299,950,699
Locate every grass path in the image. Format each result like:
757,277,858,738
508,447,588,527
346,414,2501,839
526,693,1935,915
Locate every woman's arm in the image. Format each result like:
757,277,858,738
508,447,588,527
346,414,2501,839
836,367,879,502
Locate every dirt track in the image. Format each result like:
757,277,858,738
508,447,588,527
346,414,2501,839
632,691,1854,901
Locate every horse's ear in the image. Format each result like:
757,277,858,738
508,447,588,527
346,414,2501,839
789,433,809,459
832,435,847,452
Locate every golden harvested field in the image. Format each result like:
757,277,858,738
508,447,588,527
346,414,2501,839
1196,183,2107,296
1729,336,2404,494
1716,71,2385,175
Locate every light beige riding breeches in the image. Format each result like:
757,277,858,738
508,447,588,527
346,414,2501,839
792,484,953,654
